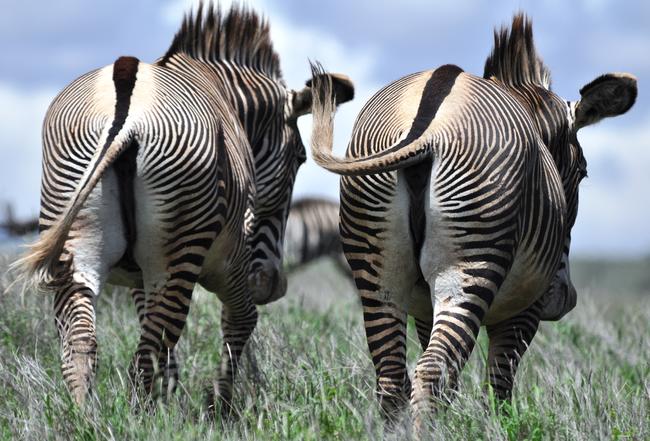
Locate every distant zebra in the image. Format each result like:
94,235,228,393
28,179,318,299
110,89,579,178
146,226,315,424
0,205,38,237
17,5,353,414
309,14,636,427
283,197,350,275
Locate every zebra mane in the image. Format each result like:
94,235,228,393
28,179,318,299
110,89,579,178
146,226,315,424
483,13,551,89
161,3,282,80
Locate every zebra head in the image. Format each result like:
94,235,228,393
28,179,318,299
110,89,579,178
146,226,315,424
482,16,637,319
537,72,636,319
247,73,354,305
158,5,354,304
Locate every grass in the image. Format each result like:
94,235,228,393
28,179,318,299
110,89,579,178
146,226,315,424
0,253,648,440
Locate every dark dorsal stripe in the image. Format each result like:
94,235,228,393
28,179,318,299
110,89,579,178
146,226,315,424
90,56,139,168
352,64,463,166
109,56,139,147
404,158,432,263
391,64,463,152
110,56,140,272
64,56,140,225
403,64,462,263
114,139,139,272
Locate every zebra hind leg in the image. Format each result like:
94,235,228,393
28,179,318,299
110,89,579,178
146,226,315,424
360,295,411,426
54,281,98,406
130,288,178,399
414,317,433,351
129,254,204,406
486,299,542,407
207,271,258,420
411,266,492,432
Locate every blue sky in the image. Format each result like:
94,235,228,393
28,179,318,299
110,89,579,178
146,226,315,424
1,0,648,257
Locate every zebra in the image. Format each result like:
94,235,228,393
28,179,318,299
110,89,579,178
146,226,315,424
17,5,354,414
308,14,636,426
130,195,348,387
283,197,350,275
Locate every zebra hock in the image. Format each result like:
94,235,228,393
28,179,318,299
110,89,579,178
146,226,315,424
309,13,636,427
16,5,354,414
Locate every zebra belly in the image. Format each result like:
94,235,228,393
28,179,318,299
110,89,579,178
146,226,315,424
105,225,244,293
106,267,143,288
484,250,551,325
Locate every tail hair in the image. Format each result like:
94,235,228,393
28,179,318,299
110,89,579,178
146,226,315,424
308,61,338,170
308,61,433,176
12,55,140,291
11,134,133,290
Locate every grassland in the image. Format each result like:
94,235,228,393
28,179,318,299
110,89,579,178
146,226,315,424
0,253,648,440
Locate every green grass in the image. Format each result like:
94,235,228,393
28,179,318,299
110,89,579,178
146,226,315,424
571,257,650,297
0,254,648,440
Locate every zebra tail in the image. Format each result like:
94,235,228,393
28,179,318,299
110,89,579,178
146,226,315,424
14,56,140,290
309,61,433,177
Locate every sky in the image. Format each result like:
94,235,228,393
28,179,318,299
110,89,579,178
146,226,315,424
0,0,648,257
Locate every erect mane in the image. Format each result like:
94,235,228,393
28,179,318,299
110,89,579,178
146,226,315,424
483,13,551,89
160,3,282,80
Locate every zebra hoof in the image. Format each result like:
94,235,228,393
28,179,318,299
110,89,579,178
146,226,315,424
204,386,237,423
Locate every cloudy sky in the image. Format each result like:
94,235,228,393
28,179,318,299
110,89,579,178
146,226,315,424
1,0,648,257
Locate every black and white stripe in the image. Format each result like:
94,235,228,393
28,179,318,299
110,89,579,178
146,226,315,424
309,13,637,428
19,5,354,414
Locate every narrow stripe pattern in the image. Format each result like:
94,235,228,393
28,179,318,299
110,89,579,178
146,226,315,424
22,5,352,415
307,13,635,429
282,197,350,275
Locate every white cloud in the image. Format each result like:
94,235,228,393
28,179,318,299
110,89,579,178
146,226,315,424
572,115,650,257
0,84,56,220
584,31,650,74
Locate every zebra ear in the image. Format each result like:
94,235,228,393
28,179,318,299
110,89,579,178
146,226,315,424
291,73,354,118
307,73,355,106
574,72,637,130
